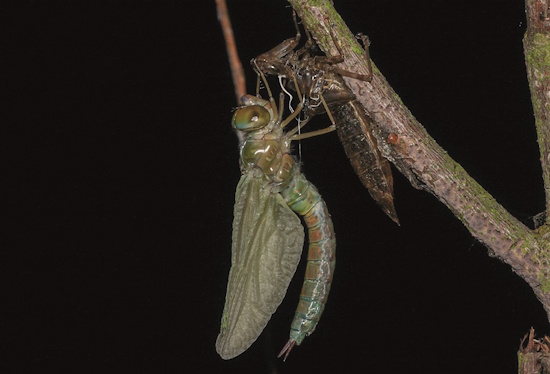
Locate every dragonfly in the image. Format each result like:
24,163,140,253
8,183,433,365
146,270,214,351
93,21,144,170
254,13,399,224
216,67,336,360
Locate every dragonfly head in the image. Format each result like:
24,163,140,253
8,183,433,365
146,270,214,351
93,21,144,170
232,94,275,132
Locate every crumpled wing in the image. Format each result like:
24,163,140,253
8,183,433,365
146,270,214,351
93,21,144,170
216,172,304,360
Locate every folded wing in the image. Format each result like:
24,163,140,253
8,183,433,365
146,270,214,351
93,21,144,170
216,172,304,359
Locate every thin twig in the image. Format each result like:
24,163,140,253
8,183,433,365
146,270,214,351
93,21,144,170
216,0,246,105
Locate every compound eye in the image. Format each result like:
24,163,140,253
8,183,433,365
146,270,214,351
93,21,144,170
232,105,271,131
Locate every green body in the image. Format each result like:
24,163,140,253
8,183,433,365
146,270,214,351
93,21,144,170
216,94,336,360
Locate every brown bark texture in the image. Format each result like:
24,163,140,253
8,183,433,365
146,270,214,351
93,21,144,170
287,0,550,343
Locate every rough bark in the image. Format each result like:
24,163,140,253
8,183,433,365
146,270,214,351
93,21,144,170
525,0,550,224
287,0,550,330
282,1,550,371
289,0,550,315
521,1,550,371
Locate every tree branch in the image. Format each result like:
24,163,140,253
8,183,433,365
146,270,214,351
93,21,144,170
288,0,550,319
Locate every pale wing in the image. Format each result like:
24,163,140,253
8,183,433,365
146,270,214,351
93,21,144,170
216,172,304,360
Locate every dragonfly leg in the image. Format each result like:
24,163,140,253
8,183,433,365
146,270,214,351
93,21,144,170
252,11,301,77
278,89,285,122
332,33,372,82
313,19,372,82
288,92,337,140
294,18,316,60
252,60,280,117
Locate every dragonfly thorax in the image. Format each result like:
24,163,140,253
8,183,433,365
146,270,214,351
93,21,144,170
240,138,295,188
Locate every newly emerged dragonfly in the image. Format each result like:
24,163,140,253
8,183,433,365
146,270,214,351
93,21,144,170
216,69,336,360
254,13,399,224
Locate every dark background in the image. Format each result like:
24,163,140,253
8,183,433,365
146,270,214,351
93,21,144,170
5,0,549,372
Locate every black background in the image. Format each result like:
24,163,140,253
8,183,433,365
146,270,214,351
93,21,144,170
5,0,549,372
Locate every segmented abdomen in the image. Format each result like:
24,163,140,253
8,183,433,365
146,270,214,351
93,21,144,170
334,100,399,224
281,172,336,344
241,135,336,348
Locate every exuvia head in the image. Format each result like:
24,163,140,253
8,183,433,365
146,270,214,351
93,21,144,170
251,57,283,78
